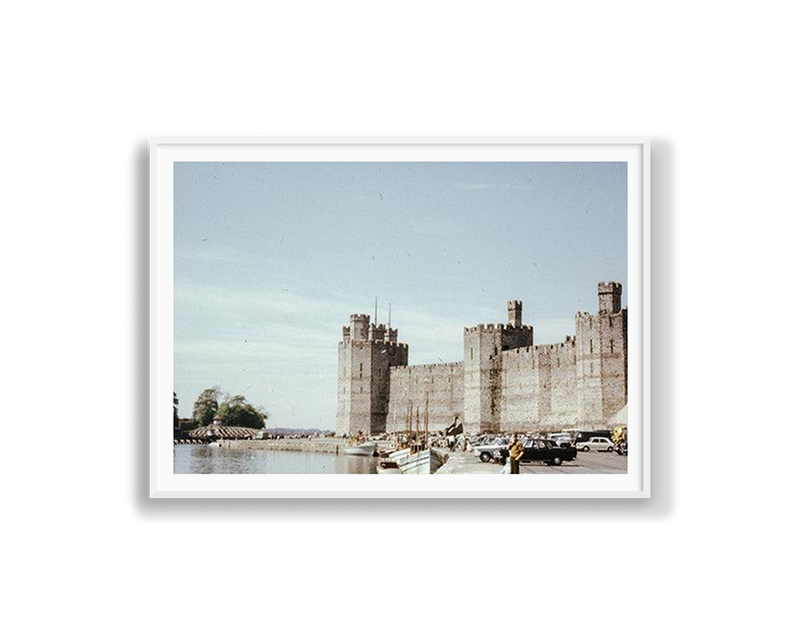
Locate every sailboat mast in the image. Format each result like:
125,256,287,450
424,392,429,449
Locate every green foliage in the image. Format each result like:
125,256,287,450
191,387,268,429
173,391,179,430
192,387,221,427
217,394,268,430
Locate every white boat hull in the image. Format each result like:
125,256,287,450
343,442,376,456
397,449,445,474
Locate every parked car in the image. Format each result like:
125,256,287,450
494,438,578,466
578,436,614,452
474,437,510,462
575,430,612,444
548,433,576,448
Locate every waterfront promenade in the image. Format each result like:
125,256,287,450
175,439,623,474
436,451,501,474
177,438,504,473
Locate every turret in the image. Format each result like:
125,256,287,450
337,311,408,436
598,282,622,314
350,314,370,341
368,323,386,342
507,300,523,328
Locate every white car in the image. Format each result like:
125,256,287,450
578,436,614,452
474,437,510,462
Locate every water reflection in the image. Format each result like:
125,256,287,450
174,444,377,474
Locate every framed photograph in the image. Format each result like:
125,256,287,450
150,137,650,498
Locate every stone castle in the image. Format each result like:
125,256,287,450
336,282,627,435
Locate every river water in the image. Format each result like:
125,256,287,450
174,444,377,474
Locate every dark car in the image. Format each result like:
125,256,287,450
494,438,578,466
575,430,612,444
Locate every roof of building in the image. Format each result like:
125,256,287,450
187,425,261,440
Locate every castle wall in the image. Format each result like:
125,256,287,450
463,325,504,433
497,339,578,433
497,346,537,432
335,341,350,433
336,315,408,436
387,362,464,432
336,340,373,435
502,325,534,351
531,339,578,430
337,285,627,437
368,341,409,433
599,310,627,421
575,308,627,429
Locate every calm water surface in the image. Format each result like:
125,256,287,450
174,444,377,474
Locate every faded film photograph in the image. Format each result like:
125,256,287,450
173,162,628,475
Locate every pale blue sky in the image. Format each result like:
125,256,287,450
174,162,627,428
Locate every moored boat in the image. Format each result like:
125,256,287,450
397,448,446,474
343,441,377,456
392,394,446,474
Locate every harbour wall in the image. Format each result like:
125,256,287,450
212,439,345,454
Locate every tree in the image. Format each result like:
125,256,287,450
173,391,179,430
192,387,221,427
217,394,268,430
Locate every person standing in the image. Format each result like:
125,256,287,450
508,434,524,475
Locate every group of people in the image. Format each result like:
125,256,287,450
348,418,529,474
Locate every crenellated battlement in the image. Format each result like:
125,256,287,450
372,339,408,347
598,281,622,293
368,323,386,341
338,283,626,436
598,281,622,314
501,346,536,364
391,361,461,372
342,316,405,345
507,300,523,327
464,322,506,334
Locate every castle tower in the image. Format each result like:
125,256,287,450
598,281,622,314
462,302,534,434
463,324,504,434
575,282,627,428
336,314,408,436
507,300,523,328
350,313,370,340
